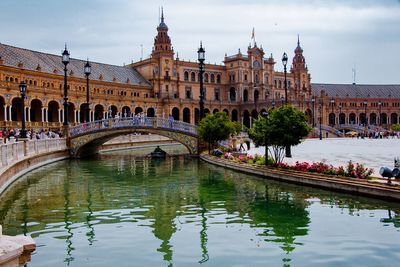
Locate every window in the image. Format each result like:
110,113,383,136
184,71,189,81
216,74,221,84
191,72,196,82
185,86,192,99
204,73,209,83
214,88,220,101
244,74,248,81
211,74,215,83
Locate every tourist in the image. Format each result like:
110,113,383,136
168,114,174,128
239,137,245,151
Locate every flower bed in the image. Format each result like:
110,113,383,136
217,151,373,179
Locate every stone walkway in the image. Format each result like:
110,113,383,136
247,138,400,177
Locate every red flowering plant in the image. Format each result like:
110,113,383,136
273,160,373,179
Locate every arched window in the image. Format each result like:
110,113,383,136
229,87,236,102
210,74,215,83
216,74,221,84
204,73,209,83
191,72,196,82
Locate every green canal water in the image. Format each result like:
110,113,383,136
1,148,400,267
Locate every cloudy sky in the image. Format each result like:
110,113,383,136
0,0,399,84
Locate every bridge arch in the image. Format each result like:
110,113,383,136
68,117,199,158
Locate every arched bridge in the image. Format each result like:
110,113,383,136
68,117,199,157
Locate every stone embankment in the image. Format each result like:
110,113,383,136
0,139,68,267
200,154,400,202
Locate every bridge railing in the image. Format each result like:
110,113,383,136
68,117,197,137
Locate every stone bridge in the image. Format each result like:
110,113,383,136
68,117,199,157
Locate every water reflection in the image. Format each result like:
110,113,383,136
0,153,399,267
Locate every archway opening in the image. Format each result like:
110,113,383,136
122,106,131,117
68,102,75,123
147,107,155,117
172,107,180,121
11,97,23,121
135,107,143,115
48,101,59,122
231,109,238,122
30,99,43,122
94,104,104,120
243,110,250,129
183,108,190,123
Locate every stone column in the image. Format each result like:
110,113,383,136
3,105,7,121
41,108,44,122
60,109,64,123
8,106,12,121
28,107,31,122
103,111,106,119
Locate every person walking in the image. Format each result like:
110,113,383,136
168,114,174,128
239,137,245,151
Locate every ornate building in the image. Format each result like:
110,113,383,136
0,11,398,133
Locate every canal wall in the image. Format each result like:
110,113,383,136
0,139,69,195
200,154,400,202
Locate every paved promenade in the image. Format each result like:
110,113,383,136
248,138,400,176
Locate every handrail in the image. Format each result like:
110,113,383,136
68,117,198,137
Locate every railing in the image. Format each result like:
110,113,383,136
68,117,198,137
0,138,67,168
319,124,344,137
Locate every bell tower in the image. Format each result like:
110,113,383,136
152,8,174,59
291,35,311,95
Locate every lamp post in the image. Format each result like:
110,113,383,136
282,52,288,104
282,52,291,157
62,44,70,126
338,104,342,125
311,97,315,127
261,112,269,166
318,102,322,140
19,81,27,139
330,97,335,126
272,99,276,109
378,101,382,126
84,59,91,123
364,100,368,126
198,42,205,120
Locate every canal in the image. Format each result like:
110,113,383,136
0,147,400,267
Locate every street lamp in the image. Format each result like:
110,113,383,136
198,42,205,120
282,52,291,157
330,97,335,126
62,44,70,126
338,104,342,125
282,52,288,104
311,97,315,127
318,102,322,140
19,81,27,139
364,100,368,126
378,101,382,126
261,112,269,166
84,59,91,123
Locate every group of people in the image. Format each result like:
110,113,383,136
0,128,62,143
358,131,400,139
230,135,251,152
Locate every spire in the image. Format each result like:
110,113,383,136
157,7,168,30
297,34,300,47
161,7,164,23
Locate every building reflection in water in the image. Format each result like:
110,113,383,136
0,152,399,266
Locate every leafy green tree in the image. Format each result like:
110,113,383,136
197,112,236,152
392,124,400,131
250,106,311,164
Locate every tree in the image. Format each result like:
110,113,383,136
250,106,311,164
392,124,400,131
197,112,236,152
